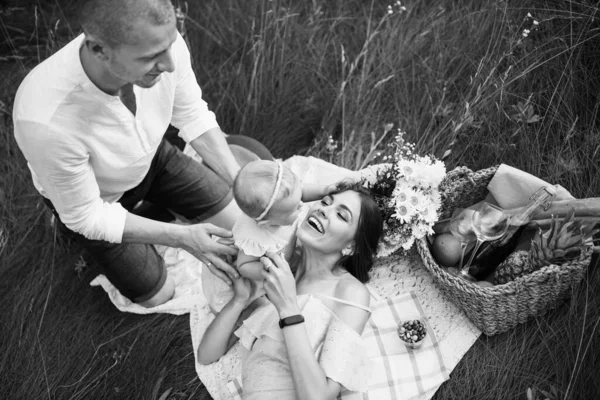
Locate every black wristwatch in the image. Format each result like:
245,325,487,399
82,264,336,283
279,314,305,329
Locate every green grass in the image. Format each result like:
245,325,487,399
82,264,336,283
1,0,599,399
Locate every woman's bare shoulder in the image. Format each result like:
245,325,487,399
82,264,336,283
334,275,370,308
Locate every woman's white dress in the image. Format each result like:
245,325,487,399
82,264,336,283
234,294,371,399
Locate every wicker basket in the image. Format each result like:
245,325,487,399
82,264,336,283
416,166,592,336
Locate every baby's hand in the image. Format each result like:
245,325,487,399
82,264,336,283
232,276,255,307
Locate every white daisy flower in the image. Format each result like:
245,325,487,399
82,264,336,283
408,190,430,212
393,202,416,224
420,205,439,225
396,159,417,180
392,181,412,204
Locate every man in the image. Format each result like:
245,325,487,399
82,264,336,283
13,0,247,307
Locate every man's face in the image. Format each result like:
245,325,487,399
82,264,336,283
107,18,178,88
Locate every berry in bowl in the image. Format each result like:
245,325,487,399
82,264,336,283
398,319,427,349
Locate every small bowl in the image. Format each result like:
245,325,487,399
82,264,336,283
398,319,427,350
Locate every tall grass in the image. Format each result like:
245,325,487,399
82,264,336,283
0,0,598,399
188,0,600,198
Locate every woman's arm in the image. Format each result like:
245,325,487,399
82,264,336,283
301,174,361,203
301,183,335,203
197,277,253,365
280,320,345,400
282,282,370,400
260,254,370,400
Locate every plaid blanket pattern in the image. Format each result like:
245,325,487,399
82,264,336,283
227,291,448,399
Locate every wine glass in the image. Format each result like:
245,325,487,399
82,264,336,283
448,209,477,270
461,202,510,282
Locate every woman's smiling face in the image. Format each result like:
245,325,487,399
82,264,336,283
297,190,361,254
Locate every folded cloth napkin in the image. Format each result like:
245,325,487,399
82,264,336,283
225,291,449,400
487,164,574,209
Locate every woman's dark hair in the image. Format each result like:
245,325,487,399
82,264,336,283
331,180,383,283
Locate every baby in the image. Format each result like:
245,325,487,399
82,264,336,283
202,159,363,312
202,159,338,312
233,160,314,280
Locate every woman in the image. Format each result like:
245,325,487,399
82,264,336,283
197,181,383,400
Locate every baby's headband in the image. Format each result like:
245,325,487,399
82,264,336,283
256,161,283,221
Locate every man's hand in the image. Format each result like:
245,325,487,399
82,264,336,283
122,213,240,285
182,223,240,285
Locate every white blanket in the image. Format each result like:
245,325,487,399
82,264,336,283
90,156,481,399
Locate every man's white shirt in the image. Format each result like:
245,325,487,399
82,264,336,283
13,32,219,243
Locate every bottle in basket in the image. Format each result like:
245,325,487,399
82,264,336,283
468,186,556,280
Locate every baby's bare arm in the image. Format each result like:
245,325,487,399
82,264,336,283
236,250,265,280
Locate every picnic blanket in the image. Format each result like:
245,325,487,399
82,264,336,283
90,155,482,399
186,249,480,400
91,245,480,399
219,292,449,400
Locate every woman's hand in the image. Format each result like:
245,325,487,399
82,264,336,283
260,252,299,318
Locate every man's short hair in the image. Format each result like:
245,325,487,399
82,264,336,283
78,0,175,47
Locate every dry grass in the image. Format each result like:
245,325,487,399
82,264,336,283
1,0,599,399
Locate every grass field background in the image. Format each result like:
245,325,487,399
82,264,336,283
1,0,599,399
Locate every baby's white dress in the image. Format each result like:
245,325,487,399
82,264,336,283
202,207,308,313
232,212,303,258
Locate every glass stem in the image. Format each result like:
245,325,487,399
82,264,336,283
463,239,483,273
457,242,467,270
